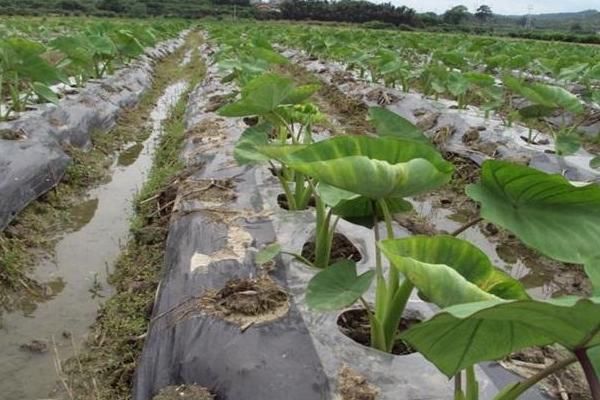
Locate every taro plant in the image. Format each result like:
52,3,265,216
381,160,600,399
257,106,435,271
220,72,321,211
0,37,66,119
378,235,530,398
214,34,289,86
503,75,585,154
263,124,455,352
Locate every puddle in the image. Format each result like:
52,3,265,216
0,80,188,400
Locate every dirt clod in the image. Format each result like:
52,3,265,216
415,111,440,131
175,276,289,327
20,339,48,353
338,366,379,400
462,127,480,144
215,276,287,316
365,89,399,105
153,385,214,400
432,125,456,146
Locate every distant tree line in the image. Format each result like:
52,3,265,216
0,0,252,18
278,0,417,26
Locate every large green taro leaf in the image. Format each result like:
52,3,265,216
378,235,529,307
401,296,600,377
218,73,318,117
219,73,294,117
262,136,454,200
466,160,600,292
526,83,584,114
503,76,583,114
368,107,429,145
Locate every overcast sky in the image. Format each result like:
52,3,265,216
373,0,599,15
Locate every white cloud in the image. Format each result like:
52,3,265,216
374,0,598,15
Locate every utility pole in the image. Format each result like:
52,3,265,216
233,4,237,21
525,4,533,29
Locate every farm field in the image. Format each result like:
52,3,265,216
0,17,599,400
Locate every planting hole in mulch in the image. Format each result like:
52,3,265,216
175,276,289,327
243,116,258,126
0,128,26,140
153,385,214,400
302,233,362,264
276,193,316,210
337,308,422,355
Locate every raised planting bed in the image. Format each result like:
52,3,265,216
132,42,570,400
0,31,189,232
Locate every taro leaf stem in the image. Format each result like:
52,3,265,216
455,371,464,400
466,366,478,400
493,355,577,400
451,217,484,237
377,198,415,352
280,251,314,268
575,349,600,400
372,203,388,351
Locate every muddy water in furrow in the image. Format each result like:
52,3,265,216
0,81,188,400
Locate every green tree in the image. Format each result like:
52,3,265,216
443,5,468,25
475,4,492,23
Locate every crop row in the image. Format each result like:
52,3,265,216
202,22,600,399
0,18,187,120
209,22,599,165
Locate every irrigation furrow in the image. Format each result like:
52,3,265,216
0,32,205,400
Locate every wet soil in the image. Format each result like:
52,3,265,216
337,308,421,356
301,233,363,264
